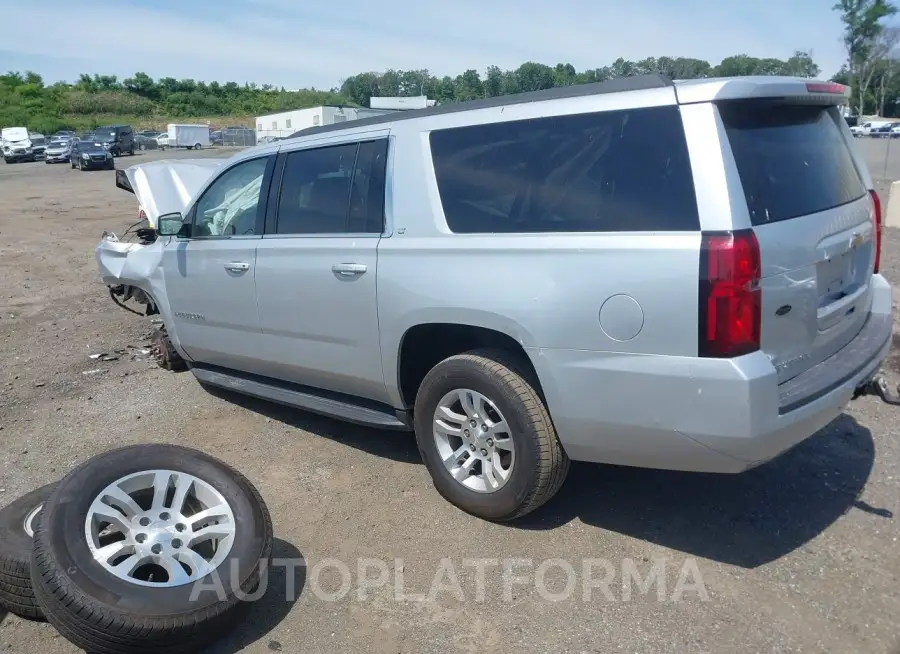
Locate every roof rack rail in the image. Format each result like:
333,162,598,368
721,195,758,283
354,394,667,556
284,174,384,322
286,74,675,139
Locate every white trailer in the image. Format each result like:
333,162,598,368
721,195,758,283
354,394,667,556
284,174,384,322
165,124,210,150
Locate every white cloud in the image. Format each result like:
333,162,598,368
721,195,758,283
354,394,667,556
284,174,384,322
6,0,848,87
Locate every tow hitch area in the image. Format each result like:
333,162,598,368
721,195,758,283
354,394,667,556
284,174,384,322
853,375,900,406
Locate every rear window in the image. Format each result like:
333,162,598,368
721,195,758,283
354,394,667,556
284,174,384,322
429,106,700,233
719,103,866,225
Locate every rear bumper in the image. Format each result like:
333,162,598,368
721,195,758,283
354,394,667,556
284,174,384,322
529,274,893,473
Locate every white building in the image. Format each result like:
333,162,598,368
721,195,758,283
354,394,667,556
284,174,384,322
255,106,391,141
256,97,436,141
370,96,436,110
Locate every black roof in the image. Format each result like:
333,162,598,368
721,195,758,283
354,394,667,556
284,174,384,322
286,74,674,139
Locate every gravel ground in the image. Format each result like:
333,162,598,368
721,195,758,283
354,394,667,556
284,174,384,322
0,145,899,654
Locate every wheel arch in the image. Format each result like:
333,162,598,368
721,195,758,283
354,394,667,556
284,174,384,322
392,316,544,409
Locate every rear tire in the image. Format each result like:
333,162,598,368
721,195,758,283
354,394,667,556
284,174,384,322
0,483,57,620
194,143,202,150
413,349,569,522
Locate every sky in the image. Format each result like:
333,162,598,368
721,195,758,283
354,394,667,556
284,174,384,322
3,0,851,89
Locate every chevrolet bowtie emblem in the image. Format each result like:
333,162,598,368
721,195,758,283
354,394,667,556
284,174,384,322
850,232,863,249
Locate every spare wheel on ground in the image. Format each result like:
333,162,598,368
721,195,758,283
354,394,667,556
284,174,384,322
30,444,273,654
0,482,57,619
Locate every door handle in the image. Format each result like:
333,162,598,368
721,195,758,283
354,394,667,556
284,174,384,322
332,263,367,276
224,262,250,272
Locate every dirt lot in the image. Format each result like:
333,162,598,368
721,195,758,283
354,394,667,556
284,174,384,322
1,146,899,654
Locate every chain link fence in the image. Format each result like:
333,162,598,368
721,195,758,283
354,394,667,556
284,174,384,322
254,128,298,145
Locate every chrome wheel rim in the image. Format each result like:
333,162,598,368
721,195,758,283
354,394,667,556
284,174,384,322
23,503,42,537
432,389,515,493
84,470,236,587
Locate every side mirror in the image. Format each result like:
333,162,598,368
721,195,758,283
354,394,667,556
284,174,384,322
156,212,187,237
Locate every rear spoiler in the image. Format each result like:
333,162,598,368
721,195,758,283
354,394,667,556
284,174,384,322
115,168,134,194
674,77,851,106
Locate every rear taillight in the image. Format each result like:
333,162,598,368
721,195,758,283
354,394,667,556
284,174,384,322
699,229,761,358
805,81,848,95
870,189,882,274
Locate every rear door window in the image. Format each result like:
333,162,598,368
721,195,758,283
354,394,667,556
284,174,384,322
719,103,866,225
274,139,388,235
429,106,700,233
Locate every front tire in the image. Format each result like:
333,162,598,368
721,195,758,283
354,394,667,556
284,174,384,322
152,325,188,372
31,444,273,654
413,349,569,521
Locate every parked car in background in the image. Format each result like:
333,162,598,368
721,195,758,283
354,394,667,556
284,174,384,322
93,124,135,156
2,127,38,163
29,134,47,158
156,133,170,149
871,123,895,138
44,136,74,163
851,120,892,137
137,130,161,139
70,138,114,170
134,134,160,151
95,76,894,522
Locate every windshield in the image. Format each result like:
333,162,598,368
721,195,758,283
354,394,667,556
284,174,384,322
30,137,46,146
93,132,115,143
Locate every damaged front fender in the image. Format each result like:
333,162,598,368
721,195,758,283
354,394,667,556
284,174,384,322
96,231,169,318
98,158,224,316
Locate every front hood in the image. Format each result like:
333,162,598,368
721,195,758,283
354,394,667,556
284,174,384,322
46,147,69,154
4,139,32,149
116,159,225,227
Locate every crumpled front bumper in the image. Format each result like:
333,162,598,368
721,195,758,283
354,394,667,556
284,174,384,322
96,233,163,287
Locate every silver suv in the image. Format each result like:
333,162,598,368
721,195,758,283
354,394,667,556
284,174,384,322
98,75,894,522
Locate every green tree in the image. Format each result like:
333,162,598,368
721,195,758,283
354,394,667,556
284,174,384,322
834,0,898,115
0,49,829,132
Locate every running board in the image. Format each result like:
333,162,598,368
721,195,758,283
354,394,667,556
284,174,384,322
191,365,411,430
